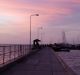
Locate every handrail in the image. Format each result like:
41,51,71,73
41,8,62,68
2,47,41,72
0,44,30,67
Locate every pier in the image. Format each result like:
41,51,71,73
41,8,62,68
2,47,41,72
0,46,77,75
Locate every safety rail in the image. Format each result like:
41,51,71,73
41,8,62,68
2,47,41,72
0,45,30,67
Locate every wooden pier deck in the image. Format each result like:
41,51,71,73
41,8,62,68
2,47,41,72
0,47,76,75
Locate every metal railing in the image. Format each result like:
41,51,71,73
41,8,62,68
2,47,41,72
0,44,30,67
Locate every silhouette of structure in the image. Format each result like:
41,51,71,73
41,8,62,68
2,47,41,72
32,39,41,49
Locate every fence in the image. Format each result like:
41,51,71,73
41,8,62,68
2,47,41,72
0,44,30,67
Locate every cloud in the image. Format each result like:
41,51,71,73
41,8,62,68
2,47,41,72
0,0,80,43
72,0,80,4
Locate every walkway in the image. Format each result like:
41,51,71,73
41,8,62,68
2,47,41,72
1,47,76,75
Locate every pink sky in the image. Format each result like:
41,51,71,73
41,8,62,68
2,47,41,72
0,0,80,44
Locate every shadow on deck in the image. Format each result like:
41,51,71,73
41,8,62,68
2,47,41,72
0,47,77,75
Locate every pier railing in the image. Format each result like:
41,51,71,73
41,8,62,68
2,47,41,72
0,44,30,67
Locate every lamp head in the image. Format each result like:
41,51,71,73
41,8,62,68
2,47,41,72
31,14,39,16
35,14,39,16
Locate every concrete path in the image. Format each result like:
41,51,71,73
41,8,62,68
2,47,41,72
1,47,76,75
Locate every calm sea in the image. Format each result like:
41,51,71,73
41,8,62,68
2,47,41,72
57,50,80,75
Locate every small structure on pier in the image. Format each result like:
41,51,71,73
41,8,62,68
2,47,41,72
32,39,41,49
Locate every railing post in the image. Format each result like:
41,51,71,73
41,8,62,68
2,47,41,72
21,45,23,56
18,45,20,57
23,45,24,55
14,45,16,60
26,45,28,54
25,45,26,54
24,45,26,55
22,45,24,55
3,47,5,64
9,46,11,61
20,45,22,56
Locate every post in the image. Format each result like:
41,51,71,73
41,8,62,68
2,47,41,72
29,14,39,50
30,15,31,50
3,47,5,64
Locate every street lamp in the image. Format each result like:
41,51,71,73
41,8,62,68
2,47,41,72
30,14,39,49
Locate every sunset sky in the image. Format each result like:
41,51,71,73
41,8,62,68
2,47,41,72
0,0,80,44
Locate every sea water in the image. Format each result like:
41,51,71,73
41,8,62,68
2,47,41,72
0,45,30,66
57,50,80,75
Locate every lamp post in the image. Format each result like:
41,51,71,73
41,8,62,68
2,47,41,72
30,14,39,49
37,27,43,40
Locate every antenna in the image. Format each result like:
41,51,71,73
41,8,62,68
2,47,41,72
62,31,66,44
